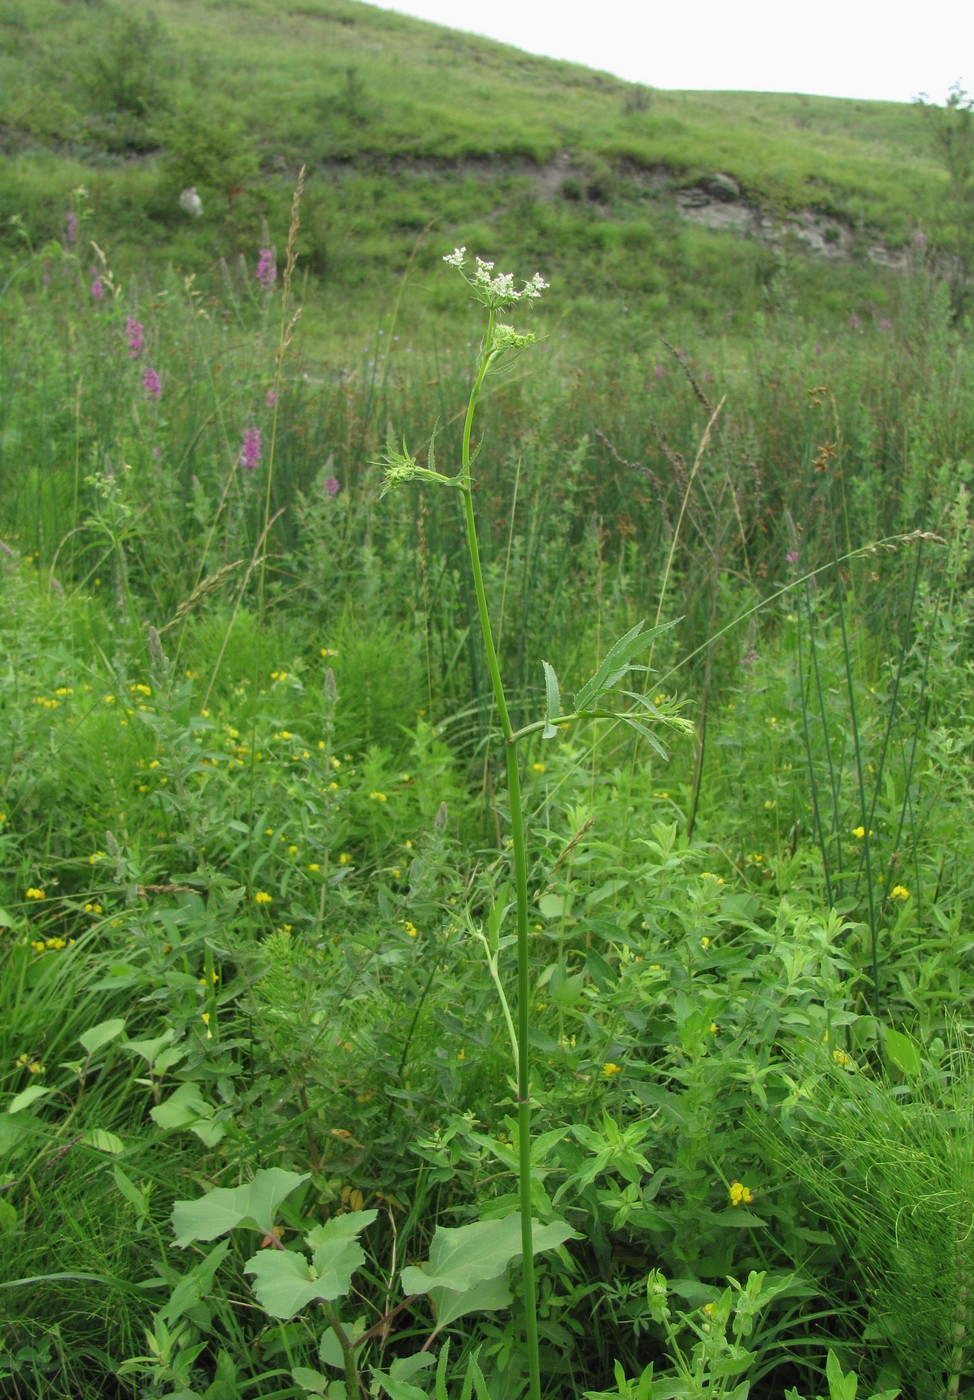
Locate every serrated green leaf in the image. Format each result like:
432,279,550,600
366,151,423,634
171,1167,309,1247
573,619,678,713
79,1018,126,1056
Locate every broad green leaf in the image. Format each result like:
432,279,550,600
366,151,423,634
305,1210,378,1298
0,908,15,928
243,1248,332,1318
152,1081,226,1148
884,1026,921,1078
541,660,561,739
0,1198,17,1234
80,1128,125,1154
8,1084,52,1114
291,1372,333,1394
373,1352,437,1397
79,1018,126,1056
400,1215,575,1296
825,1349,858,1400
431,1268,512,1328
291,1366,330,1395
124,1030,175,1063
172,1167,309,1247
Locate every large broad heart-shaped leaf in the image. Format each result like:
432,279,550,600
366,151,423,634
400,1215,576,1306
171,1167,310,1247
244,1210,378,1317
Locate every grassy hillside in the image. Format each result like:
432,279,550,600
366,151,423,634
0,0,949,341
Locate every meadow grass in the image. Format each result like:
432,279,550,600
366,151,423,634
1,99,974,1400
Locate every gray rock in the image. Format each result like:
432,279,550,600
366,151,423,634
700,172,742,201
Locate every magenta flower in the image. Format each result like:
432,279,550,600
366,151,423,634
66,211,77,245
240,426,261,471
142,367,161,401
125,317,143,359
786,550,799,564
654,364,664,379
849,312,860,330
265,389,277,407
91,276,105,301
256,248,276,289
323,475,340,497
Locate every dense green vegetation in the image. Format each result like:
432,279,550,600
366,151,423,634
2,4,974,1399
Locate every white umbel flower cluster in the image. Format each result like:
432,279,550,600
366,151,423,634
442,247,548,308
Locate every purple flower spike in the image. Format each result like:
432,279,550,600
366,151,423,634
142,367,161,401
324,475,340,497
91,276,105,301
256,248,276,289
240,426,261,471
126,317,143,359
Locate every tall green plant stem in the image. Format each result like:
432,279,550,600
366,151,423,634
459,305,541,1400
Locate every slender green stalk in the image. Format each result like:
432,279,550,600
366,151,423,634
457,305,541,1400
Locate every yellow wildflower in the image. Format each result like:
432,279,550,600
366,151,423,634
852,826,865,839
25,887,45,901
729,1180,754,1207
532,762,546,773
890,885,910,901
603,1062,622,1078
369,791,387,802
254,891,272,905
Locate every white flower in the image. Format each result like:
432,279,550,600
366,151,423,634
178,187,203,218
443,248,549,309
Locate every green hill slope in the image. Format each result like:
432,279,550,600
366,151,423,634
0,0,948,334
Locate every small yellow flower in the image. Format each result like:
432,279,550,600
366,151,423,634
369,791,387,802
254,891,272,905
402,919,418,939
457,1048,466,1061
700,936,711,949
288,844,299,856
603,1062,622,1078
25,887,45,901
852,825,865,839
833,1048,853,1068
729,1180,754,1207
338,852,351,865
704,1302,715,1315
532,762,546,774
308,862,320,873
709,1021,718,1035
890,885,910,901
320,647,338,657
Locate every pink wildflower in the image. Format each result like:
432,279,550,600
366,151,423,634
240,426,261,471
256,248,276,289
125,318,143,359
142,367,161,401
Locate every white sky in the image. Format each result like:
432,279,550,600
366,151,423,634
363,0,970,105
